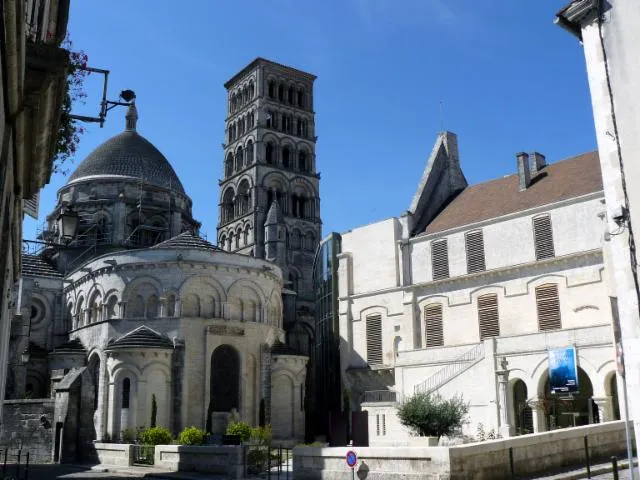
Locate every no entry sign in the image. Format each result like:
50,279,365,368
346,450,357,468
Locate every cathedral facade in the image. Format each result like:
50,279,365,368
4,60,313,461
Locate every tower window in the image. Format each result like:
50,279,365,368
536,284,561,331
465,230,486,274
366,314,383,365
278,84,284,101
431,239,449,280
268,81,275,99
288,86,294,104
282,147,291,168
298,152,308,172
297,89,304,108
533,215,555,260
424,304,444,347
122,378,130,409
477,294,499,340
266,143,274,165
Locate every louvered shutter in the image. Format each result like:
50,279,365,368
424,304,444,347
533,216,555,260
431,240,450,280
536,284,561,331
477,294,499,340
366,315,383,365
465,230,486,273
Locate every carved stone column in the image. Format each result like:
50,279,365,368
496,357,513,438
593,396,613,423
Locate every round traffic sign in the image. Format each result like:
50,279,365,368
346,450,357,468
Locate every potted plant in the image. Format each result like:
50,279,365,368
396,392,469,446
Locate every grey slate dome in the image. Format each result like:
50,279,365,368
67,104,186,195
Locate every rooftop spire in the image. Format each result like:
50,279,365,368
125,103,138,131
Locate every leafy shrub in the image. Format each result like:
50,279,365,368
396,392,469,439
121,427,138,444
139,426,173,446
178,426,206,446
250,425,272,445
226,421,252,442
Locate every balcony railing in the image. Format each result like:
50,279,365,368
362,390,398,403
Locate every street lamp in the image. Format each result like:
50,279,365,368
55,206,79,244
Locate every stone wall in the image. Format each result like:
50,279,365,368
154,444,246,478
293,420,632,480
93,443,132,466
0,399,55,463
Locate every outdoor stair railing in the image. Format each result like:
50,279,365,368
414,342,485,395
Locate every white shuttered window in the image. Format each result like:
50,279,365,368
424,304,444,347
533,215,555,260
477,294,499,340
431,239,449,280
536,284,561,331
465,230,486,273
366,314,383,365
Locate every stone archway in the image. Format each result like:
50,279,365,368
513,379,533,435
207,345,240,433
542,367,594,429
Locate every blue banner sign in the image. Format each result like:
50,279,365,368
548,346,579,394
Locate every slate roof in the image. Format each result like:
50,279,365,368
423,151,602,235
50,339,87,355
21,254,62,278
151,231,222,252
67,130,185,194
106,326,174,350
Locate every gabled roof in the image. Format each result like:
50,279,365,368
21,254,62,278
423,151,602,235
106,326,174,350
151,231,221,252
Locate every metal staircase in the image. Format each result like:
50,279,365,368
414,342,485,395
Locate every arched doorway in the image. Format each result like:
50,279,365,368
207,345,240,432
513,379,533,435
542,367,594,429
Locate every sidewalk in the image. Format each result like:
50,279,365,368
531,458,638,479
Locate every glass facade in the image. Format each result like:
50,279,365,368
312,232,342,437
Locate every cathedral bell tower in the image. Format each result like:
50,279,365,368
217,58,321,349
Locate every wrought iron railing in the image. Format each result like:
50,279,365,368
362,390,398,403
414,342,485,395
131,444,154,466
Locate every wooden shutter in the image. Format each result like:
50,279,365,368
465,230,486,273
366,314,383,365
431,239,450,280
536,284,561,331
424,304,444,347
477,294,499,340
533,215,555,260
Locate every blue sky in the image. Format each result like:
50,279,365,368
24,0,596,243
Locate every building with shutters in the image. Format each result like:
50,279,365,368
3,101,308,463
338,131,621,444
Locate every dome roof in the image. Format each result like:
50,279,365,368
67,105,186,195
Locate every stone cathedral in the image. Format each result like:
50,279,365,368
217,59,321,412
2,58,317,462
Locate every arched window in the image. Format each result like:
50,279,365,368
222,188,235,223
244,225,250,245
147,295,159,318
278,83,284,101
122,378,131,409
297,88,305,108
219,235,226,251
296,118,302,136
207,345,240,431
246,140,254,164
281,114,288,132
76,297,84,328
166,293,176,317
237,180,251,215
106,296,117,320
235,146,244,171
298,152,308,172
266,143,274,165
288,86,294,104
249,82,255,98
268,80,275,98
282,147,291,168
235,230,241,248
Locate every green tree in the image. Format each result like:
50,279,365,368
396,392,469,439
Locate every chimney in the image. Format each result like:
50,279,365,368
516,152,531,191
530,152,546,177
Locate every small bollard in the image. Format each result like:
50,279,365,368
584,435,591,478
611,456,619,480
